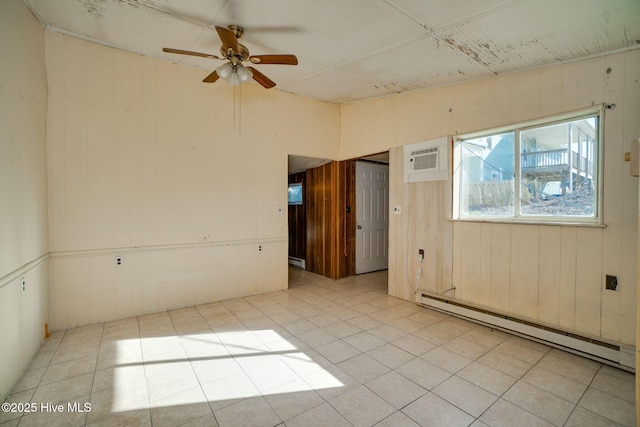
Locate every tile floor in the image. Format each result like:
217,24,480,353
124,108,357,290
1,268,636,426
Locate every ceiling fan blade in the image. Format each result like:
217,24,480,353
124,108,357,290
249,55,298,65
163,47,221,60
202,70,220,83
216,26,239,53
247,67,276,89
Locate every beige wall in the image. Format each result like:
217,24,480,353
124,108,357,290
0,0,49,401
341,50,640,346
45,32,341,330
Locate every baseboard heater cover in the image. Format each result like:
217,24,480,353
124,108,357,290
417,292,635,372
288,257,306,269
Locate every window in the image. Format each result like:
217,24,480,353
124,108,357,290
288,183,303,205
453,107,602,224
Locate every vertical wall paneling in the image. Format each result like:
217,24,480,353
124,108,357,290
537,226,562,325
342,50,639,347
46,32,340,329
0,0,49,401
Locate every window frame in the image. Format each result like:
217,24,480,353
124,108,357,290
452,105,604,226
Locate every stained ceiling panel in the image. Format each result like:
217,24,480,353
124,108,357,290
24,0,640,103
339,36,493,92
434,0,640,73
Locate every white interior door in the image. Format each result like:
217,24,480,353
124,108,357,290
355,161,389,274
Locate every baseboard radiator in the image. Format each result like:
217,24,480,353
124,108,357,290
417,292,635,372
288,256,306,269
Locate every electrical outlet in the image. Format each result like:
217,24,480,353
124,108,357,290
605,274,618,291
21,277,26,293
418,249,424,259
115,256,124,267
258,245,263,252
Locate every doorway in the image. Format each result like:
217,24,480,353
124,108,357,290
355,161,390,274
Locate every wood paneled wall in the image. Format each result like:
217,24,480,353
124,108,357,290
305,161,355,279
288,172,306,260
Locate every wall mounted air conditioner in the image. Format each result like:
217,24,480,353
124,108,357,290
404,137,448,183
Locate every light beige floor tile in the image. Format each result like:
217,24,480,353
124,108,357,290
315,340,361,364
348,315,383,331
368,324,407,342
374,411,420,426
337,353,390,383
421,346,472,373
342,331,386,352
367,343,415,369
503,381,574,425
457,361,517,396
297,329,337,348
41,355,97,386
148,387,212,427
477,349,533,378
494,336,549,364
480,399,554,427
302,365,360,401
536,349,600,384
31,373,94,406
412,325,457,345
406,309,448,326
243,357,300,393
263,381,324,421
190,355,243,385
443,336,491,360
366,371,427,409
433,375,498,417
578,387,637,426
460,326,510,349
590,366,635,403
322,321,362,339
565,406,624,427
285,402,351,427
329,385,396,427
144,360,200,403
402,392,475,427
431,317,477,336
0,388,36,424
213,396,281,427
391,334,436,356
278,350,330,378
178,412,219,427
87,385,149,424
9,366,46,394
201,371,259,411
521,365,588,403
396,357,451,390
17,409,88,427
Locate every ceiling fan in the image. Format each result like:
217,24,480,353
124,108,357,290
163,25,298,89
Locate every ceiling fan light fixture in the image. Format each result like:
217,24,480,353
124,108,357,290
236,65,253,82
216,62,233,79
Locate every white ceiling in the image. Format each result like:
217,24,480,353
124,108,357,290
24,0,640,104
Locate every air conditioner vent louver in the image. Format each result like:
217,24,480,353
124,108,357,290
404,137,448,183
411,148,438,171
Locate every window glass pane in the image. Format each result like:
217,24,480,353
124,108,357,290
519,116,597,217
288,183,303,205
460,132,514,217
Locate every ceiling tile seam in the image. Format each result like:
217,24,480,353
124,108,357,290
332,33,438,69
375,0,432,33
381,0,526,34
191,0,230,54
